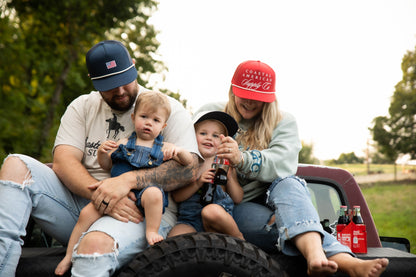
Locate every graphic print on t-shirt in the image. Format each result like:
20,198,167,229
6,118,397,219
85,137,101,157
106,113,125,139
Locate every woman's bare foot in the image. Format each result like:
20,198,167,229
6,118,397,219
347,258,389,277
293,232,338,276
146,231,164,245
307,257,338,276
55,255,72,275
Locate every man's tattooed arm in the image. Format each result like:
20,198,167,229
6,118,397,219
135,153,201,191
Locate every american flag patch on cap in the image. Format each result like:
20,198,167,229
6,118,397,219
106,60,117,69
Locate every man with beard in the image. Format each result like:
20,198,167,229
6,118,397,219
0,40,200,277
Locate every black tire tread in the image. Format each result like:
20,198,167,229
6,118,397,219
119,232,287,277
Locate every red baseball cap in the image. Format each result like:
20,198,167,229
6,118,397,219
231,60,276,103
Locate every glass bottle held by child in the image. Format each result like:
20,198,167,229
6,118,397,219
200,157,229,205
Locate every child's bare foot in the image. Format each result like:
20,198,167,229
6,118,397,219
146,231,164,245
307,258,338,276
348,258,389,277
55,255,72,275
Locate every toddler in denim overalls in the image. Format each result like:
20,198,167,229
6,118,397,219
168,111,244,240
111,131,168,215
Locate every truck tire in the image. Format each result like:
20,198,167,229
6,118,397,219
118,232,287,277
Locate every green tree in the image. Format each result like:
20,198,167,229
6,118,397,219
334,152,364,164
0,0,166,162
370,45,416,161
371,116,398,163
370,151,391,164
299,141,319,164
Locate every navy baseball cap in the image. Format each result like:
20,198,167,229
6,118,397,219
86,40,138,92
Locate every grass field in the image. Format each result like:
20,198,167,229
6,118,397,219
333,163,415,176
360,181,416,254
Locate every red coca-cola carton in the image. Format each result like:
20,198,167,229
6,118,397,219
337,223,352,249
351,222,367,253
337,222,367,253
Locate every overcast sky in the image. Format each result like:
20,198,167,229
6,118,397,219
149,0,416,160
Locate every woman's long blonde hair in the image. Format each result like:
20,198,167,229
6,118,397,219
224,87,281,150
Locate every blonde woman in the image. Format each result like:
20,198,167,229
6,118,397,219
195,60,389,277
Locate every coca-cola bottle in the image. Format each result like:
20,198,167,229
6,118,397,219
352,205,364,224
321,219,332,234
352,205,367,253
336,205,350,246
337,205,350,226
213,157,229,186
200,157,229,205
199,181,216,205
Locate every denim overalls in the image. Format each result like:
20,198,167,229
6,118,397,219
111,131,168,213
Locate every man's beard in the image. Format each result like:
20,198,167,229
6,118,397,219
105,84,138,111
107,94,136,111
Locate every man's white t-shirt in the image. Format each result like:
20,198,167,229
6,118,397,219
53,85,199,226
